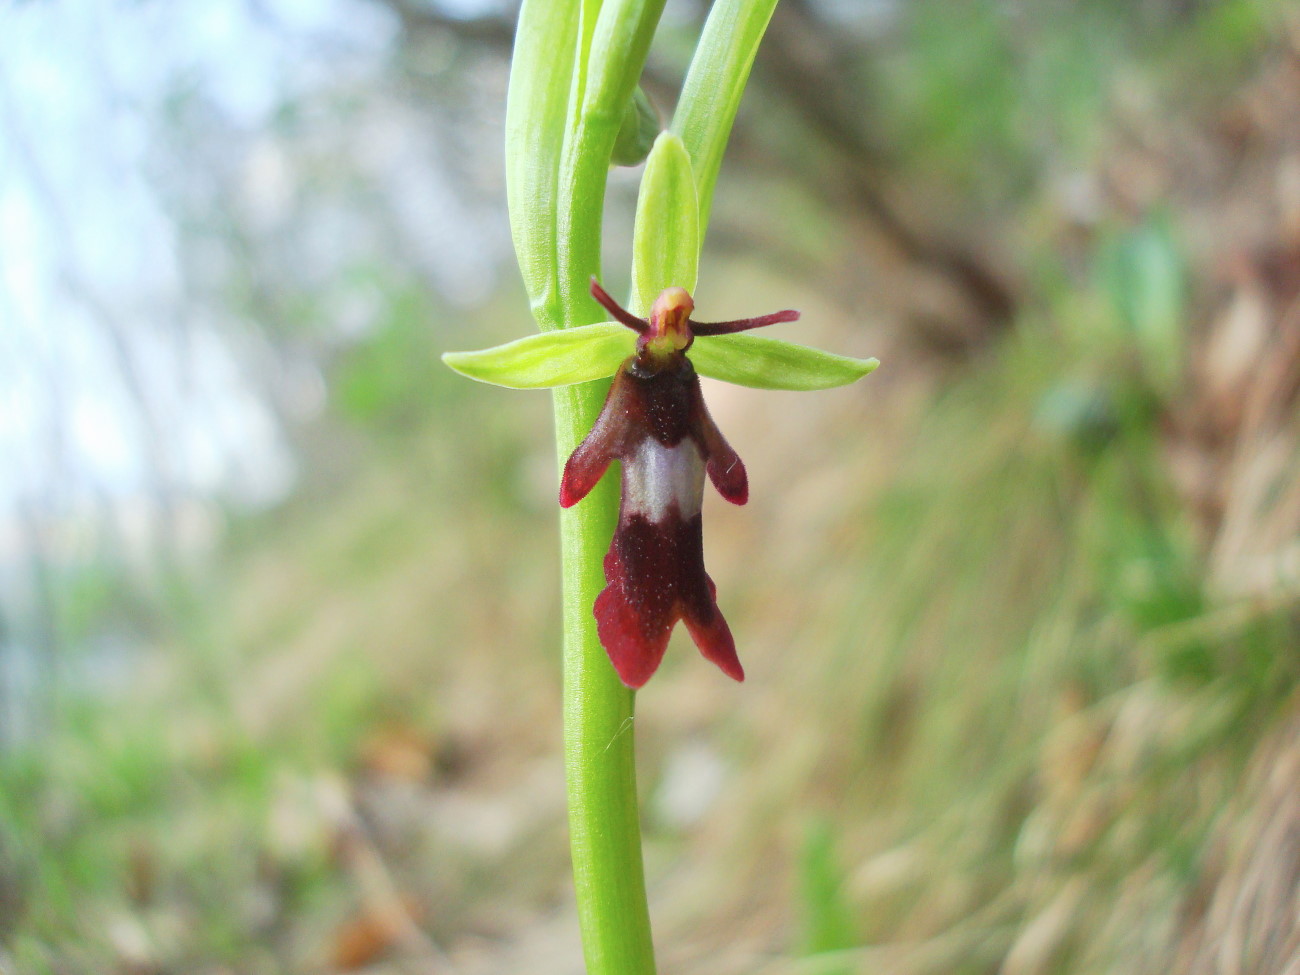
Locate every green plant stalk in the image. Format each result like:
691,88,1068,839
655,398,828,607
522,1,668,971
509,3,670,972
556,0,667,323
505,1,783,972
554,390,648,975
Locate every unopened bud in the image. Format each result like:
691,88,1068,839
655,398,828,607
611,87,661,168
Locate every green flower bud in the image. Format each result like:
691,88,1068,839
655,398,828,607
611,86,661,168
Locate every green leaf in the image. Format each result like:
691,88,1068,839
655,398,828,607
631,132,699,313
670,0,781,239
691,333,879,390
442,323,634,388
505,0,581,329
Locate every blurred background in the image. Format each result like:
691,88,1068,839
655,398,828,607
3,0,1299,972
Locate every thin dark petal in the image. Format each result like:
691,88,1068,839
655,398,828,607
688,309,799,336
590,278,649,333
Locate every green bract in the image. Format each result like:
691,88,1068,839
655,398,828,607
631,133,699,312
557,0,668,326
671,0,782,237
504,0,579,329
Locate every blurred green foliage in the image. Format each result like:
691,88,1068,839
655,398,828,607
799,818,855,963
1095,211,1188,395
334,283,443,426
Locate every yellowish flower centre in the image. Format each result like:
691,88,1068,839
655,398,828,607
641,286,695,359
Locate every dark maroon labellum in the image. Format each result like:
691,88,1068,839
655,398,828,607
559,280,798,688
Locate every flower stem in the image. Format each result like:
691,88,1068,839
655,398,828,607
551,2,667,971
554,384,656,975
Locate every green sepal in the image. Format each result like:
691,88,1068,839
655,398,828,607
611,87,661,167
631,132,699,313
691,333,879,390
442,322,634,389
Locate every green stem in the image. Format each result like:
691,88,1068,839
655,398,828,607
552,2,666,973
506,0,658,968
556,0,668,323
554,385,654,975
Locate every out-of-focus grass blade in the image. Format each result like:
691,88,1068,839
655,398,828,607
800,818,856,966
1096,212,1187,394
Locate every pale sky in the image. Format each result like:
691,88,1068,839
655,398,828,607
0,0,408,524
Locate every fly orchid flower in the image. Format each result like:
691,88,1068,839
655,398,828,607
557,280,799,686
444,277,877,688
445,118,875,690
